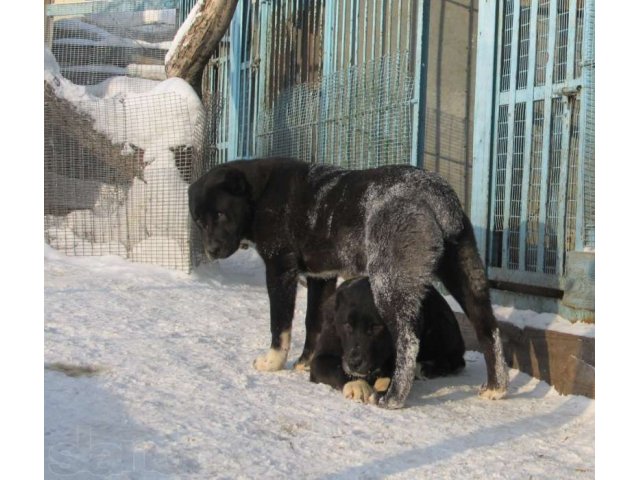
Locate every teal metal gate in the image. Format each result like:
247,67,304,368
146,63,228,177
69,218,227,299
191,0,430,169
472,0,594,298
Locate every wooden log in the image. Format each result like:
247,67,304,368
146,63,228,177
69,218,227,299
164,0,239,97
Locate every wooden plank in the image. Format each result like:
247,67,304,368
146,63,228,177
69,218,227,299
455,312,595,398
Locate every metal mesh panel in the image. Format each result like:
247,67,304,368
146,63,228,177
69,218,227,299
542,96,564,274
44,2,210,272
319,53,414,168
516,2,531,90
257,52,414,169
574,0,584,78
202,38,231,165
488,0,594,286
265,0,324,107
525,99,545,272
256,81,321,163
490,104,510,268
500,0,515,92
507,102,527,269
534,0,550,86
45,89,204,271
564,98,581,252
553,0,570,84
582,0,595,249
49,7,174,86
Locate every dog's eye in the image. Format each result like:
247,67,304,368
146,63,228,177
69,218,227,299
216,211,227,221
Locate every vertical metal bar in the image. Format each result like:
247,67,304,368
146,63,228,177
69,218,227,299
574,0,592,251
351,0,360,66
471,0,500,260
371,0,378,62
535,0,558,272
256,0,271,156
410,0,429,168
380,0,387,58
517,0,539,269
500,0,521,268
228,1,244,160
338,0,345,70
362,0,369,66
395,0,403,54
487,0,510,267
565,0,578,82
320,0,336,163
554,97,572,274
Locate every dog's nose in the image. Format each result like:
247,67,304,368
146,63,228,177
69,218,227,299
348,350,364,369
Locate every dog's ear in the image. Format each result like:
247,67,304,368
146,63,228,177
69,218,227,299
222,169,250,197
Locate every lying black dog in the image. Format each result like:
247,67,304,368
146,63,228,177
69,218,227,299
310,277,466,403
189,158,508,408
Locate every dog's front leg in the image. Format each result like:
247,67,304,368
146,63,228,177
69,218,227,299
253,254,298,372
377,320,420,409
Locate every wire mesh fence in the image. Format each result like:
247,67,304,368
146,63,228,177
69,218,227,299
44,1,213,272
487,0,594,283
256,52,414,169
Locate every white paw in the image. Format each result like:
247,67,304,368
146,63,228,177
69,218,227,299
253,348,287,372
479,384,508,400
342,380,374,403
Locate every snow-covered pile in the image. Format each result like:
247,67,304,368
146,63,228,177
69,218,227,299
44,46,205,271
44,245,595,478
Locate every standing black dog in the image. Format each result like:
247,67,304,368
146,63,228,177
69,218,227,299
310,277,466,403
189,158,508,408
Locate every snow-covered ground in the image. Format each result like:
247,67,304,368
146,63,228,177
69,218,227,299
44,245,594,479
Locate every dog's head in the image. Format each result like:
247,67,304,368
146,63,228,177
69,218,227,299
334,277,394,378
188,166,253,260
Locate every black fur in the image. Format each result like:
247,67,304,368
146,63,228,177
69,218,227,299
310,277,466,400
189,158,508,408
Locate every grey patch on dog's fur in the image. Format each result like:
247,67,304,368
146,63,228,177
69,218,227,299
479,329,509,399
307,165,348,230
45,362,104,377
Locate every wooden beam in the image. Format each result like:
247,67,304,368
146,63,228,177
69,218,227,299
455,312,595,398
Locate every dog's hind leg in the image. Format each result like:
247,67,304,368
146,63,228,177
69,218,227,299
294,277,337,371
254,254,299,372
437,217,509,399
366,206,445,409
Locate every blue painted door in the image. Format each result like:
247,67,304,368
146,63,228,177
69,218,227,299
473,0,594,290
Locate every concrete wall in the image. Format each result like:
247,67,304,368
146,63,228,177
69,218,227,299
423,0,478,213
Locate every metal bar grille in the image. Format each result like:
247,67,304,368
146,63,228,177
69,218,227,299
553,0,570,83
564,98,581,252
542,96,563,274
516,1,531,89
490,104,510,267
525,99,545,271
507,102,527,269
579,0,594,250
44,1,209,272
534,0,550,85
255,0,420,170
486,0,593,287
500,0,515,92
